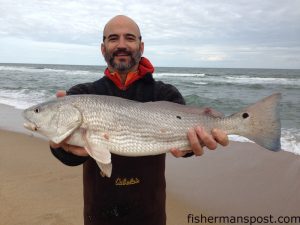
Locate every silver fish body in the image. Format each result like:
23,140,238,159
23,93,281,177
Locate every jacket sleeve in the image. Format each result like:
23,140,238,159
50,83,93,166
50,146,89,166
155,81,186,105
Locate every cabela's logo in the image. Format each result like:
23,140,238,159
115,177,140,186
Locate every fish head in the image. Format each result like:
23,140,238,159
23,98,83,144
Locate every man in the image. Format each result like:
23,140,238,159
50,15,228,225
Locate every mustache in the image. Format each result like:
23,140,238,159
112,49,132,57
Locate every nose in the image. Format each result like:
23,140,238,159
116,36,127,48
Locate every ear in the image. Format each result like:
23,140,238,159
140,41,144,55
101,43,105,56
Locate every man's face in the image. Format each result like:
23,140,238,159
101,21,144,73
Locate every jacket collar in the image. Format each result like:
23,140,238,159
104,57,154,90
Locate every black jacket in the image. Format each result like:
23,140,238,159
51,73,185,225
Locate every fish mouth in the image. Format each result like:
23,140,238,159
23,120,38,131
22,109,39,131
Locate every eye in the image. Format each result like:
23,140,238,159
242,112,249,119
126,36,136,41
126,35,137,42
107,35,119,42
109,37,117,42
34,107,40,113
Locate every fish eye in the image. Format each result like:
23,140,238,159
242,112,249,119
34,108,40,113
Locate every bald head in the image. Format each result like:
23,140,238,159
103,15,141,42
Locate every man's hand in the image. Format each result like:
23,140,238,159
170,127,229,157
171,107,229,158
50,139,89,157
56,90,67,98
49,90,89,157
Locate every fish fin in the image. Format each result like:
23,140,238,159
233,93,281,151
145,101,224,118
96,162,112,178
83,144,111,165
81,128,112,175
50,104,82,144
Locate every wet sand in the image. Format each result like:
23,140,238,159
1,130,300,225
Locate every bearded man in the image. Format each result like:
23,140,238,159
50,15,228,225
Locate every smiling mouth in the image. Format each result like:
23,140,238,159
115,54,129,57
113,50,131,57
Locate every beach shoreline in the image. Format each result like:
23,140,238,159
1,129,300,224
0,103,26,133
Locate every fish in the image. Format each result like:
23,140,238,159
23,93,281,177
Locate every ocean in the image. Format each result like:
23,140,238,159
0,63,299,155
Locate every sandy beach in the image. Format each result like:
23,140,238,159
1,129,300,225
0,130,83,225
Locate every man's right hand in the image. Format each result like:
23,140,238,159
50,140,89,157
49,90,89,157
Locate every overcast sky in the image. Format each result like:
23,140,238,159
0,0,299,69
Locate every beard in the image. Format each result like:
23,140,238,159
104,47,142,72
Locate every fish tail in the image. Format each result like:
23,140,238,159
234,93,282,151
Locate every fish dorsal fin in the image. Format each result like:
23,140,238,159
145,101,224,118
51,104,82,144
81,128,112,177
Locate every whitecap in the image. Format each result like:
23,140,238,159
155,73,205,78
229,128,300,155
0,89,50,109
224,76,299,86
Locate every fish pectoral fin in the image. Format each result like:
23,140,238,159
96,162,112,178
81,129,112,176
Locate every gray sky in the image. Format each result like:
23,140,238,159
0,0,299,69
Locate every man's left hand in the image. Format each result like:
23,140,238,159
170,127,229,157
